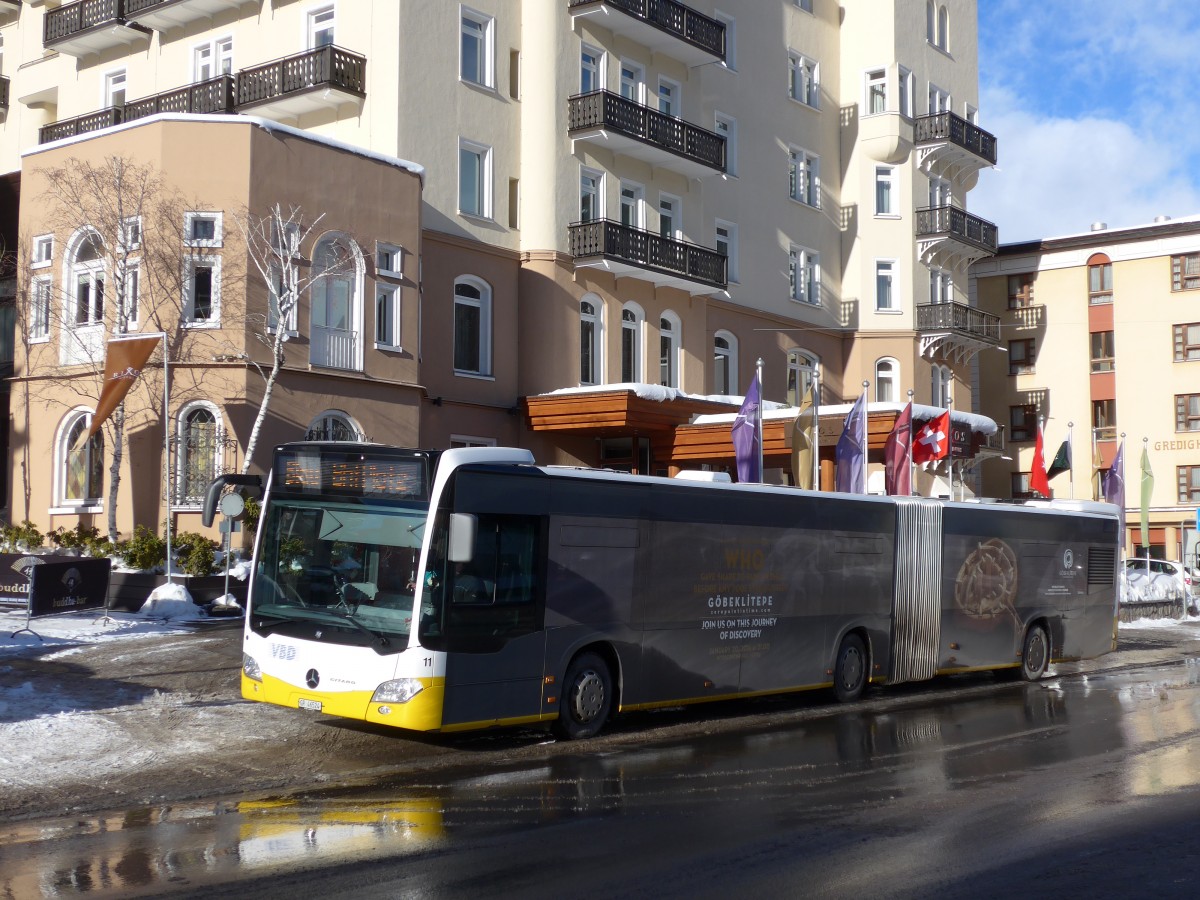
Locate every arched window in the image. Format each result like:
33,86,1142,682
57,410,104,507
454,276,493,375
713,330,738,395
786,349,819,406
70,229,106,328
620,302,644,383
659,311,681,388
875,358,899,402
926,1,936,43
580,295,602,385
177,402,221,505
937,6,949,50
1087,252,1113,304
310,234,364,371
305,410,364,442
931,364,952,408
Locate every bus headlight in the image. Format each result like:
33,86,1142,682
242,653,262,682
372,679,424,704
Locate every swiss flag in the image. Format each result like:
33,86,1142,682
912,411,951,464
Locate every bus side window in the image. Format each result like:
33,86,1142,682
444,515,540,639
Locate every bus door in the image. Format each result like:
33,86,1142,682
430,512,548,729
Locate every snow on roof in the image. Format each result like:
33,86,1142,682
22,113,426,183
538,383,788,409
692,400,998,435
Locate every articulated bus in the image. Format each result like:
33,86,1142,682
234,443,1121,739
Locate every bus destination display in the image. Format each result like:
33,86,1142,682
276,451,429,499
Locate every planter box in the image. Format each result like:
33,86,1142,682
1118,598,1185,623
107,571,248,612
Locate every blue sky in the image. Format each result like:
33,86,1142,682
971,0,1200,243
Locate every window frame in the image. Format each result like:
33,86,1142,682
1088,257,1113,305
460,6,495,89
182,256,221,327
789,245,821,306
874,166,897,217
580,166,604,222
875,259,898,312
29,275,52,342
714,112,737,176
865,69,887,115
1171,253,1200,292
307,4,335,49
1174,323,1200,362
875,358,898,402
119,261,140,333
1007,273,1035,309
785,349,819,407
579,294,602,386
789,146,820,208
1009,404,1036,443
714,330,738,395
658,310,681,389
374,283,401,350
184,211,223,248
54,409,104,512
1176,394,1200,433
620,302,644,383
458,139,493,220
32,234,54,269
305,410,364,442
1178,465,1200,503
932,364,952,408
453,275,493,377
580,43,604,94
193,35,234,81
1008,338,1035,375
175,401,223,507
715,219,738,283
1090,330,1115,372
788,51,819,109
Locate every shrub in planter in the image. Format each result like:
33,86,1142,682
120,524,166,571
50,523,103,554
173,531,220,578
1,520,45,552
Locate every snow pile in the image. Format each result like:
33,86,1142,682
138,581,198,620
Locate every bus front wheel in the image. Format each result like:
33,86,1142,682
554,652,612,740
833,634,867,703
1019,623,1050,681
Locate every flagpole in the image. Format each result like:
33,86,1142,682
947,394,954,501
163,333,172,585
1067,421,1075,499
1120,431,1127,560
755,357,764,483
906,389,914,497
812,374,820,491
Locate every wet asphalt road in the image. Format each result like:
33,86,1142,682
3,631,1200,899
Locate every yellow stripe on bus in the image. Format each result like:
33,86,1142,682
242,673,450,732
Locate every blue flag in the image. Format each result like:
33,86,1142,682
732,373,761,483
835,391,867,493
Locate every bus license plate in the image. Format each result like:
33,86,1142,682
298,698,322,712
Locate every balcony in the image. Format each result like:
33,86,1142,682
43,0,151,57
0,76,9,116
310,326,361,372
125,0,257,31
569,219,726,293
236,45,366,121
39,76,236,144
915,111,997,188
0,1,19,19
916,300,1000,363
567,0,725,67
915,205,998,270
568,90,725,178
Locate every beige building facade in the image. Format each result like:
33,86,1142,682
972,218,1200,564
0,0,998,539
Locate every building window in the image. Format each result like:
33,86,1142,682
788,52,819,108
929,267,952,305
875,166,896,216
1088,255,1113,304
580,296,601,385
715,220,738,283
580,44,603,94
1008,339,1035,375
375,284,400,349
1092,398,1116,441
460,9,494,88
306,411,362,442
786,350,819,406
619,182,644,228
789,148,820,207
59,412,103,506
937,5,949,51
183,258,219,325
714,113,737,175
659,194,680,239
659,312,680,388
1176,394,1200,432
1179,466,1200,503
932,364,952,408
184,212,223,247
105,69,126,108
875,358,898,402
308,5,335,48
121,263,139,332
928,84,951,115
32,235,54,269
1174,323,1200,361
29,277,52,341
657,77,680,116
898,66,913,118
714,331,737,395
789,247,820,305
177,404,220,505
1090,331,1115,372
459,140,492,218
1010,404,1036,442
72,234,105,327
621,303,643,382
795,0,813,12
454,277,492,375
1011,472,1033,499
875,260,897,311
926,1,936,43
580,168,603,222
866,69,886,114
194,37,233,81
1171,253,1200,291
1007,273,1035,309
375,242,402,277
620,60,644,102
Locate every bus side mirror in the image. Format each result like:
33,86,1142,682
448,513,477,563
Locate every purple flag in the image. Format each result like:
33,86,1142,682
835,391,867,493
1103,439,1125,539
732,373,761,483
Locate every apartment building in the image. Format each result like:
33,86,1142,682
973,217,1200,564
0,0,996,537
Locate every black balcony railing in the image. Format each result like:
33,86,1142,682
39,107,123,144
915,300,1000,344
236,45,366,108
39,76,236,143
916,205,998,254
125,0,183,13
914,111,997,165
568,90,725,173
567,0,725,61
569,219,727,290
0,76,9,114
45,0,125,43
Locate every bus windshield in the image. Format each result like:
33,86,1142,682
252,498,426,639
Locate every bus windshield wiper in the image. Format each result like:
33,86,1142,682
277,606,391,647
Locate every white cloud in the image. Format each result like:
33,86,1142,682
971,89,1200,244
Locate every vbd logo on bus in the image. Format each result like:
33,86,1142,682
270,643,297,661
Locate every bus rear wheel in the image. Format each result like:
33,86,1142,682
1019,623,1050,681
554,652,612,740
833,634,867,703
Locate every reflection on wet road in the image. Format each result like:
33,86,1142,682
4,657,1200,898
